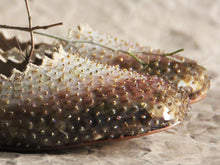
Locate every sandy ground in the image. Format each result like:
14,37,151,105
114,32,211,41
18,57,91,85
0,0,219,165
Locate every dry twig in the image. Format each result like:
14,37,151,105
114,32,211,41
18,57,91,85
0,23,63,33
24,0,34,62
34,31,184,66
0,0,63,62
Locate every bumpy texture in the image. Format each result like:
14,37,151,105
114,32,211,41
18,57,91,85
0,23,212,152
0,44,190,151
63,25,210,103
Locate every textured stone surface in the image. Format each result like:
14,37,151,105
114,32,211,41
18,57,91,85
0,0,219,164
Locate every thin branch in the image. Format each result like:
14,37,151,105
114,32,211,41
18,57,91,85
24,0,34,62
163,48,184,56
0,0,62,63
0,22,63,32
32,22,63,30
34,31,147,65
137,48,184,57
34,31,184,65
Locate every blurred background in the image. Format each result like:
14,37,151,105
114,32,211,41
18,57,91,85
0,0,219,164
